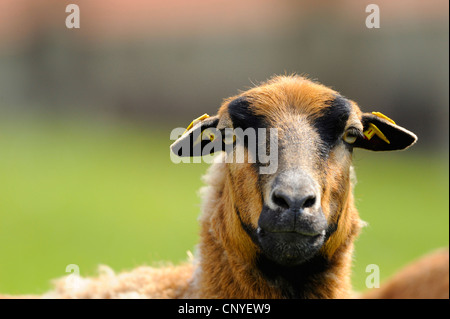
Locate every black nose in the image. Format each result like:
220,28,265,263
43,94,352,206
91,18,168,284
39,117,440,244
271,188,316,211
269,169,319,212
259,171,326,238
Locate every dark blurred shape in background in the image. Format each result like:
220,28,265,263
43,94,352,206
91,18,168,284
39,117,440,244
0,0,448,148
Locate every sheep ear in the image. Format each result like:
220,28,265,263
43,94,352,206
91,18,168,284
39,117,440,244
170,114,223,157
353,112,417,151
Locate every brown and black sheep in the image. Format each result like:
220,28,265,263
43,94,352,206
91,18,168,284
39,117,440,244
6,75,447,299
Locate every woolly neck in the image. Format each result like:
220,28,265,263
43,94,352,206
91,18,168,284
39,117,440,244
185,159,358,299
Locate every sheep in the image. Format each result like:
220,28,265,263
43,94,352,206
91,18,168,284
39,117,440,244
4,74,443,299
168,74,418,298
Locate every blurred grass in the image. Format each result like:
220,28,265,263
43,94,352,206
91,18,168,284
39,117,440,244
352,149,449,292
0,116,448,295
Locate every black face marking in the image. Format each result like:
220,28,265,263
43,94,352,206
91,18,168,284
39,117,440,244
236,206,330,298
235,207,260,246
228,97,266,131
227,97,272,167
324,218,339,242
313,96,351,157
256,252,330,298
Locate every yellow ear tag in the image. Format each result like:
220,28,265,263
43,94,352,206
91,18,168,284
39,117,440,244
372,112,396,125
364,123,390,144
183,113,210,135
207,132,215,142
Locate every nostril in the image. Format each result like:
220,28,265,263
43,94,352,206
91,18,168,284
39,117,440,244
302,195,316,209
271,189,317,211
271,190,290,210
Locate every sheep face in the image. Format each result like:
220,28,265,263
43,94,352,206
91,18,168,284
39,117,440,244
171,75,417,267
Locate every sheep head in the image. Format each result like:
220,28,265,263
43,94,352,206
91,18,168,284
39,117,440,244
170,75,417,267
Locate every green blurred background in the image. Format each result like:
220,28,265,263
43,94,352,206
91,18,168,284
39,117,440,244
0,0,448,295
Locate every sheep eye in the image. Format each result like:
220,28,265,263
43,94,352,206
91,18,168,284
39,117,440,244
343,128,361,144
